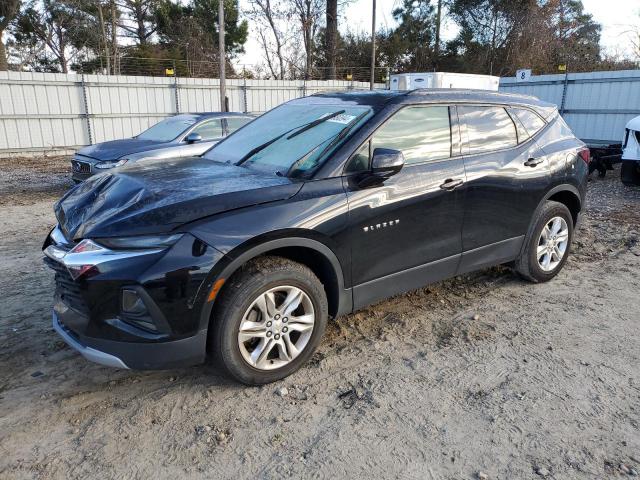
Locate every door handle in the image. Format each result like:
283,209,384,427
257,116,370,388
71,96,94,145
440,178,464,190
524,157,543,167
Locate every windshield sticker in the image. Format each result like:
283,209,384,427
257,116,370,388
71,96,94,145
326,113,357,125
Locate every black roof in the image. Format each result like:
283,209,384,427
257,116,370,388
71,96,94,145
300,89,557,118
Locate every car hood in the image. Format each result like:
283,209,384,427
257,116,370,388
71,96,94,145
55,156,300,240
77,138,170,161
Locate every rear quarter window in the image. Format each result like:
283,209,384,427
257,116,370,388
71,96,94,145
459,106,518,154
512,108,546,139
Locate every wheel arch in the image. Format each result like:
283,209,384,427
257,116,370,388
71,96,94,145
543,184,582,226
203,235,350,329
517,184,581,261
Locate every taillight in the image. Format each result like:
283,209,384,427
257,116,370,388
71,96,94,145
578,148,590,164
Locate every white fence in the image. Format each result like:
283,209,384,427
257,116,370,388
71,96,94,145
3,69,638,156
499,69,640,145
0,71,381,156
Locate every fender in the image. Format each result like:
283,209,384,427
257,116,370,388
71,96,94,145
518,183,582,258
198,235,352,331
542,183,582,208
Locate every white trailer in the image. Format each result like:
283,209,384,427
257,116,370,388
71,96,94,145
389,72,500,91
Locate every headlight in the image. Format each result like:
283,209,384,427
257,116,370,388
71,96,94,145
95,159,129,169
94,234,183,250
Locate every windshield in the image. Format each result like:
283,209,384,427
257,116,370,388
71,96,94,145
203,104,372,177
137,115,200,142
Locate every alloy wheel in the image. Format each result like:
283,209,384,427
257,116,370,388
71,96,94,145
537,216,569,272
237,285,315,370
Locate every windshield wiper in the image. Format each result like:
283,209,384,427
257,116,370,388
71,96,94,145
286,110,345,140
286,109,370,177
235,110,346,166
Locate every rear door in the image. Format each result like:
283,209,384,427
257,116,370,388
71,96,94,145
457,104,549,274
344,104,467,308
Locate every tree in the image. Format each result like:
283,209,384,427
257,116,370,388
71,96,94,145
245,0,289,78
0,0,21,69
117,0,158,45
545,0,601,71
155,0,247,73
433,0,442,68
13,0,99,72
325,0,337,78
156,0,247,57
389,0,436,72
291,0,322,78
448,0,534,75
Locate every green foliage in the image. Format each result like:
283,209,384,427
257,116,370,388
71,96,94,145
1,0,631,77
155,0,248,59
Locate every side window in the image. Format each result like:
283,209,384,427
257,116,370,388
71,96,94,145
226,116,251,135
508,110,530,143
345,106,451,172
371,106,451,165
460,106,518,154
345,141,371,173
190,119,223,141
512,108,546,138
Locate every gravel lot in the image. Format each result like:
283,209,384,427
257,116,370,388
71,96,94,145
1,157,639,479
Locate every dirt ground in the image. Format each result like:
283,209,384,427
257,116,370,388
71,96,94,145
1,157,639,480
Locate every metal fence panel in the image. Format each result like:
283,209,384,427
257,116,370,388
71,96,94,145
500,69,640,144
0,71,381,157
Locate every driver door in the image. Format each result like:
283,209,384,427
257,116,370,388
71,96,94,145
344,105,467,309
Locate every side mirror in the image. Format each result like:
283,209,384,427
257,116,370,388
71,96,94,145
185,132,202,144
371,148,405,178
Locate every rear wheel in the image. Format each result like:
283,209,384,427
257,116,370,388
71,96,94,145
210,256,328,385
621,161,640,186
515,201,573,283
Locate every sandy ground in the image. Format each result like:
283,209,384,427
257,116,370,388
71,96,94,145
1,158,639,479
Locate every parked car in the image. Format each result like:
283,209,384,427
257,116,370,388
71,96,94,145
44,90,589,384
70,112,253,182
622,115,640,185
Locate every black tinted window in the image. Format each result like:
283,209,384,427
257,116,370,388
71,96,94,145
460,106,517,154
371,106,451,165
513,108,545,138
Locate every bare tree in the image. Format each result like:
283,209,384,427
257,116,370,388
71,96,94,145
290,0,322,78
247,0,288,79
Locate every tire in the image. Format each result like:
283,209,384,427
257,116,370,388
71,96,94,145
515,201,574,283
210,256,328,385
621,161,640,186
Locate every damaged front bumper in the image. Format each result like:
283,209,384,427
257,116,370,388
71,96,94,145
53,310,129,369
43,225,225,370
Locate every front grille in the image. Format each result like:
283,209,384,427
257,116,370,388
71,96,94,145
45,257,89,316
72,160,91,174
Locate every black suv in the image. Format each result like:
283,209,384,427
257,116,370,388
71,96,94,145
44,90,589,384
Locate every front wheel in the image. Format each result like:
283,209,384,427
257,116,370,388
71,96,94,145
515,201,574,283
210,256,328,385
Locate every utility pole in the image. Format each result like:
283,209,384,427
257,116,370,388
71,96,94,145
434,0,442,70
218,0,227,112
370,0,376,90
